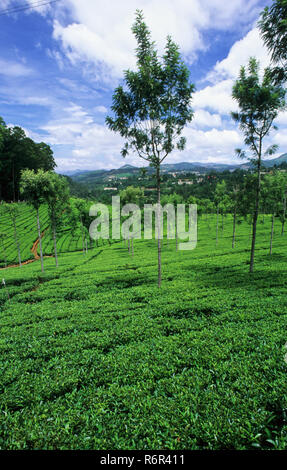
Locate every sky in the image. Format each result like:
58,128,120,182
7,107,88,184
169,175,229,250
1,0,286,173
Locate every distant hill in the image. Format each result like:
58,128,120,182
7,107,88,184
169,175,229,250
63,153,287,184
120,164,137,170
161,161,237,171
262,153,287,167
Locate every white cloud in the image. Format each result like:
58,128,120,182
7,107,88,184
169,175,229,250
50,0,266,84
191,109,222,128
3,0,279,169
95,106,108,114
273,131,287,148
0,58,32,77
185,126,241,150
193,79,238,115
31,100,242,171
207,28,269,83
192,26,270,119
275,112,287,127
47,106,242,171
176,126,242,163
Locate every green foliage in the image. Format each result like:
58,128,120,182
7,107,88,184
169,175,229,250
232,57,286,165
232,57,286,272
0,217,287,449
46,173,70,229
106,10,194,168
0,200,110,268
259,0,287,83
0,117,55,202
120,186,144,206
214,180,226,205
237,173,257,218
261,171,286,215
20,170,54,210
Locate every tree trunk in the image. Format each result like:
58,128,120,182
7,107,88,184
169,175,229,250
282,192,286,236
12,161,15,203
52,218,58,267
232,207,236,249
131,238,134,257
13,219,21,267
156,165,161,288
175,215,178,252
37,208,44,273
221,212,224,232
1,240,7,267
249,143,262,273
80,216,85,255
216,207,219,245
270,213,275,255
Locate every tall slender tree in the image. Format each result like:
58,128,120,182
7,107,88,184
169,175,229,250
106,10,194,287
20,169,52,272
261,172,283,254
120,186,144,255
4,204,22,267
0,232,7,267
277,172,287,235
214,181,227,245
231,57,286,272
230,186,241,249
73,199,90,255
46,173,70,267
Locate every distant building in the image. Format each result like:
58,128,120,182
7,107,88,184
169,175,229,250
178,179,194,185
104,187,118,191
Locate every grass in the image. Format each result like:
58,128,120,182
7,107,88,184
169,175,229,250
0,213,287,449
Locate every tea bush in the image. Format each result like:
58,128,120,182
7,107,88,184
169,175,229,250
0,214,287,449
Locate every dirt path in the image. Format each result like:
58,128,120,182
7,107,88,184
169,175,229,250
0,229,51,270
31,230,46,260
0,259,36,270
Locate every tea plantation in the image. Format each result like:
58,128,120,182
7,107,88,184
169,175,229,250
0,214,287,449
0,203,108,268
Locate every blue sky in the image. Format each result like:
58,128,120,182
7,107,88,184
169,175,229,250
1,0,286,173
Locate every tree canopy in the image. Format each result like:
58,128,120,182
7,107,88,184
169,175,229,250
0,117,56,201
232,57,286,272
259,0,287,83
106,9,195,287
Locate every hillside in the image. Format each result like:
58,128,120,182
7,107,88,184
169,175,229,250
1,215,287,449
263,153,287,167
66,153,287,186
0,202,110,268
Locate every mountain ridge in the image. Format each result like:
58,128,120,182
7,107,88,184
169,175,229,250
63,153,287,179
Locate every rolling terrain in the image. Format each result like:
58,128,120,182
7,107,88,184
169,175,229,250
65,153,287,185
0,213,287,449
